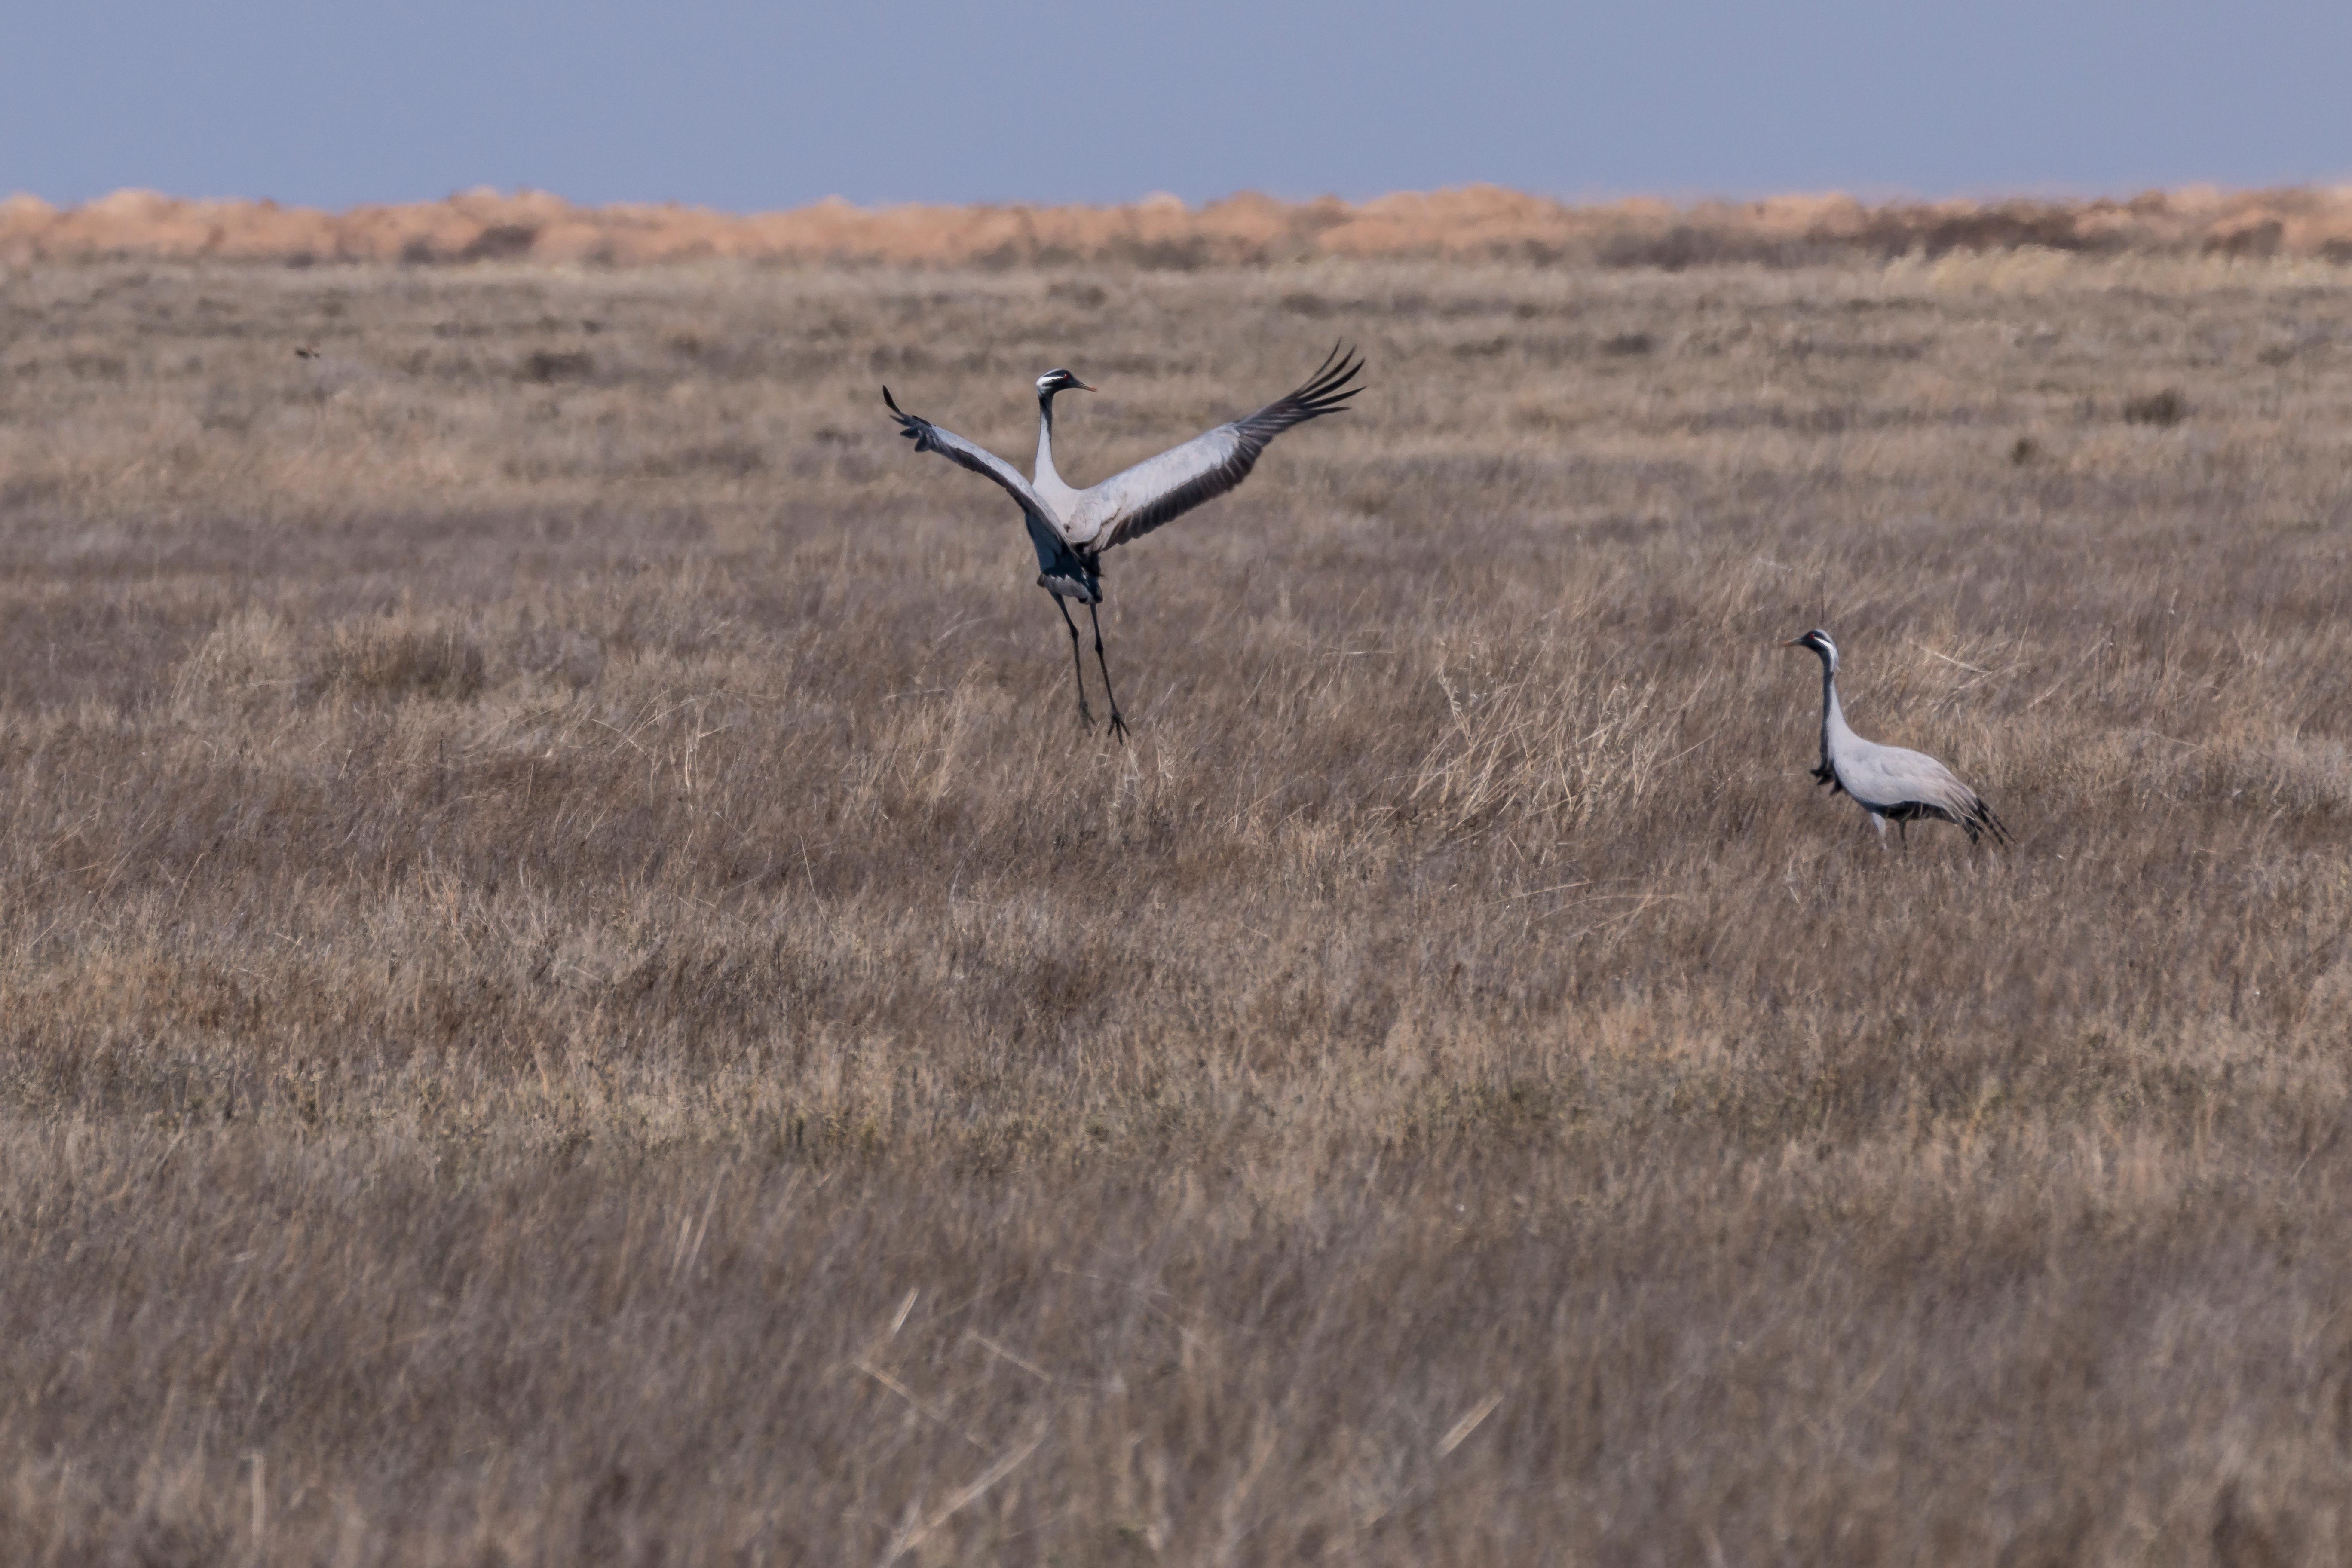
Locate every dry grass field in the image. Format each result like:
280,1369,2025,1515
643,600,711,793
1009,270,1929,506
4,246,2352,1565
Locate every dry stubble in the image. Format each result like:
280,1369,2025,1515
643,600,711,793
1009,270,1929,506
2,251,2352,1563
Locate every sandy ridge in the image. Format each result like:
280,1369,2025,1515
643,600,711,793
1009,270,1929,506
6,182,2352,267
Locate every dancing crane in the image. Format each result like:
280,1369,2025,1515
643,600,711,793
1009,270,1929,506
883,345,1365,737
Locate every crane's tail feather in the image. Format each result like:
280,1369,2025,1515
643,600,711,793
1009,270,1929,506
1888,786,2011,846
1946,793,2012,846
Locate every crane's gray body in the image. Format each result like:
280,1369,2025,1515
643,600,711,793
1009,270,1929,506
1791,630,2008,845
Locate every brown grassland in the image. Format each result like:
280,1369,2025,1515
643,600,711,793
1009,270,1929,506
3,242,2352,1564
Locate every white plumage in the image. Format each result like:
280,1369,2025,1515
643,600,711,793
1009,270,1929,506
883,346,1364,736
1786,629,2009,845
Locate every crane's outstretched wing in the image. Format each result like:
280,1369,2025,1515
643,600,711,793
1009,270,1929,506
1082,344,1364,552
883,386,1070,539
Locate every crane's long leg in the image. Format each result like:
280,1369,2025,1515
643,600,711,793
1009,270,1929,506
1052,596,1096,728
1087,602,1129,741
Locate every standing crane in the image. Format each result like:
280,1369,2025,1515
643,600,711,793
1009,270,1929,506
1785,629,2010,845
883,345,1365,738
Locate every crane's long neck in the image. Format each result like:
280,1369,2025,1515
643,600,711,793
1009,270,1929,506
1033,392,1066,492
1820,660,1855,761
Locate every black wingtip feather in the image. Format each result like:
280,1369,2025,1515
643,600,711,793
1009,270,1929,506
1282,344,1366,420
882,385,928,443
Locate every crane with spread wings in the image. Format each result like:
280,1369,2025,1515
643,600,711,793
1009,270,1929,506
882,345,1365,737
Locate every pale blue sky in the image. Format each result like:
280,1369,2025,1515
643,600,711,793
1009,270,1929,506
6,1,2348,210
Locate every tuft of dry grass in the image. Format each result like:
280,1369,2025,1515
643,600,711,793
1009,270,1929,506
2123,387,2192,428
3,252,2352,1562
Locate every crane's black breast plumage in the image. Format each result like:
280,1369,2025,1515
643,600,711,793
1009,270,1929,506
1025,511,1100,604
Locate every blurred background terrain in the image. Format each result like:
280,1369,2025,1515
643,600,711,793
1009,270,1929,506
10,183,2352,267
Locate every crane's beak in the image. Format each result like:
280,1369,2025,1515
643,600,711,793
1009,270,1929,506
1781,638,1805,648
1074,380,1096,392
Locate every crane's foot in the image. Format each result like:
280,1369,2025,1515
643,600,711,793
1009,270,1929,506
1106,710,1130,743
